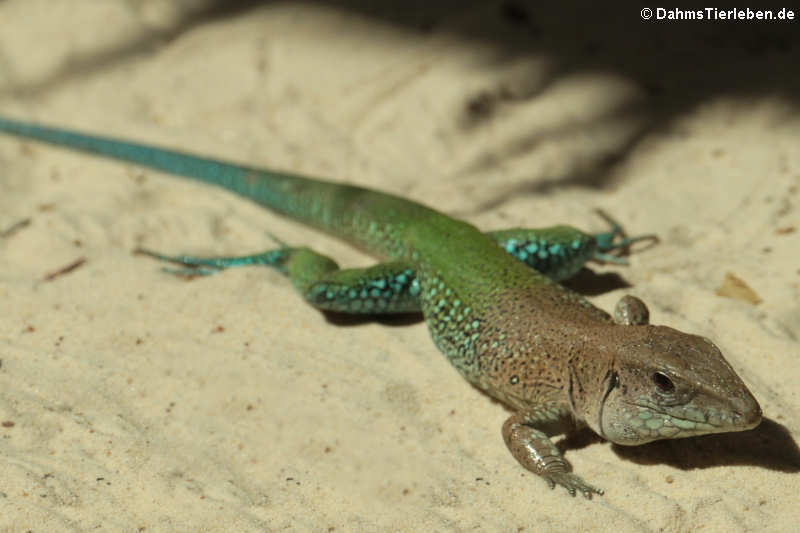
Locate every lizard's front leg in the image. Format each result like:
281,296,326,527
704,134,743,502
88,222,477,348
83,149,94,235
502,409,604,498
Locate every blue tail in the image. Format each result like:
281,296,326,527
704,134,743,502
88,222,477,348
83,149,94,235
0,115,415,251
0,114,283,190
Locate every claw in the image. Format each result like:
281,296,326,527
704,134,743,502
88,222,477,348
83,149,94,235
543,471,604,499
134,247,223,277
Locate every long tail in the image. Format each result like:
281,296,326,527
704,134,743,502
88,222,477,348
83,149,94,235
0,115,422,251
0,114,336,208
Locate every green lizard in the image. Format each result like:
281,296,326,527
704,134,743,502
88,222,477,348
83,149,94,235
0,114,761,498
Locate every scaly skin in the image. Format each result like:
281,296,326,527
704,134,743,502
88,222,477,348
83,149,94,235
0,115,762,498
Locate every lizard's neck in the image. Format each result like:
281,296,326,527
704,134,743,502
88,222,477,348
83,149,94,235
423,282,616,408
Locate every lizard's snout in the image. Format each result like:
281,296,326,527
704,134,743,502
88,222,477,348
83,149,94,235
731,390,762,430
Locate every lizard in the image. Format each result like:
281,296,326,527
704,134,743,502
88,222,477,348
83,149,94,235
0,114,761,498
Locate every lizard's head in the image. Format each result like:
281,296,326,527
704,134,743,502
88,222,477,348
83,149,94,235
588,325,761,445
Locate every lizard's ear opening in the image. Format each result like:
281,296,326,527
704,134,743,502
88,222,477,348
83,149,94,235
595,369,619,439
595,367,650,445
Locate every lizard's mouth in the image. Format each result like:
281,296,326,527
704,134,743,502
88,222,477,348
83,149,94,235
617,397,759,441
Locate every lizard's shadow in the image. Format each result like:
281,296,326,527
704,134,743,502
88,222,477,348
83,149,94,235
562,267,632,296
322,311,424,327
610,418,800,473
549,417,800,475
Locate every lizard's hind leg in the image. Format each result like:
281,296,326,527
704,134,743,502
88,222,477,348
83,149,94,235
488,214,658,282
135,246,421,314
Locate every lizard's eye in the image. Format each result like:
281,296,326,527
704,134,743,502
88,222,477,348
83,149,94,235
652,372,675,393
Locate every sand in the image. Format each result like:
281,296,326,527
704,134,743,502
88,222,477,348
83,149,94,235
1,1,798,531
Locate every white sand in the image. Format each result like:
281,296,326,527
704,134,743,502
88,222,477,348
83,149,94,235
1,1,798,531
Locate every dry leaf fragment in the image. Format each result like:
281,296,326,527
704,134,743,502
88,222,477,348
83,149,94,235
716,272,762,305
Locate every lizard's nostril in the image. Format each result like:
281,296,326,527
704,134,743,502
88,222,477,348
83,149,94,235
731,393,762,429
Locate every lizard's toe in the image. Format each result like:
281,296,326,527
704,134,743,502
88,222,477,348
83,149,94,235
545,472,603,499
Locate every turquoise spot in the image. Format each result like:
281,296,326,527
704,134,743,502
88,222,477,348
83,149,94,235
518,251,528,261
571,239,581,249
525,243,538,253
409,280,420,296
538,250,548,259
549,244,562,255
471,320,480,329
673,418,697,430
645,418,662,430
505,239,517,252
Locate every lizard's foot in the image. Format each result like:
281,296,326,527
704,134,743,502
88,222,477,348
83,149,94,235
133,247,292,277
134,248,224,276
543,471,604,499
503,411,604,499
592,210,658,264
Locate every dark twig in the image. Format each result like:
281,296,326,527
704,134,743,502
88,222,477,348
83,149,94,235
43,257,87,282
